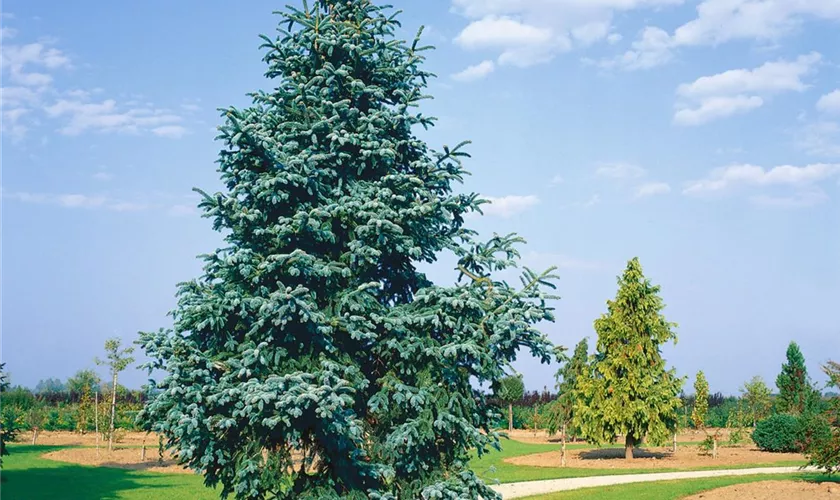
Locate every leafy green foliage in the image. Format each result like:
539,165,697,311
752,414,803,453
776,341,820,416
496,375,525,403
806,361,840,475
573,258,684,454
66,369,101,395
136,1,559,498
691,371,709,431
0,363,19,466
545,338,588,437
35,378,66,395
740,376,772,426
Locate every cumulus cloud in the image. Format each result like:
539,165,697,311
450,0,681,71
600,0,840,71
452,60,495,82
683,163,840,194
1,25,190,141
635,182,671,197
479,194,540,218
44,98,184,136
673,53,820,126
817,90,840,114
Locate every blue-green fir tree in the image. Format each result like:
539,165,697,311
136,1,560,498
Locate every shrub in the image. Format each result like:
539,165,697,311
752,414,803,452
798,412,833,454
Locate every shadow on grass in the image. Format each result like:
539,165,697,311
579,448,672,460
2,445,166,500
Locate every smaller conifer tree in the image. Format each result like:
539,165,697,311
574,258,684,460
776,341,819,416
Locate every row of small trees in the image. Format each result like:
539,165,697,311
0,337,135,459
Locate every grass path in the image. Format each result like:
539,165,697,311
518,472,839,500
491,466,822,498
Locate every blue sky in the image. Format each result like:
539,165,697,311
2,0,839,395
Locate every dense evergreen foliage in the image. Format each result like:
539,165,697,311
574,258,683,460
752,414,804,453
136,1,559,498
776,341,820,416
545,338,588,437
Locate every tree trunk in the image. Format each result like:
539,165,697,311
560,423,567,467
624,434,635,460
109,372,117,452
95,391,100,453
508,403,513,432
32,429,38,445
672,432,677,453
712,437,718,459
141,432,148,461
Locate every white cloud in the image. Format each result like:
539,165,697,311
179,103,201,112
595,162,646,179
684,162,840,194
549,174,564,185
817,90,840,114
635,182,671,197
580,194,600,208
673,53,820,126
452,60,495,82
1,41,71,87
480,194,540,218
151,125,188,138
677,53,821,98
795,120,840,157
0,27,17,39
589,26,674,70
44,98,184,136
450,0,683,71
455,16,552,49
674,95,764,126
604,0,840,71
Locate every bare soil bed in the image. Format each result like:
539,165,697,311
17,430,160,447
500,428,732,445
505,445,805,470
683,480,837,499
42,446,193,475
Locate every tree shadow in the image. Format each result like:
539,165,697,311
578,448,672,460
2,445,167,500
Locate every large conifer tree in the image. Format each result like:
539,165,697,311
573,257,683,460
136,1,559,498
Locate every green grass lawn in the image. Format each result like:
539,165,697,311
1,445,218,500
0,441,812,499
521,473,839,500
470,438,806,484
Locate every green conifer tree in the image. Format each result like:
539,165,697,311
776,341,819,416
573,257,683,460
136,2,559,498
545,337,588,466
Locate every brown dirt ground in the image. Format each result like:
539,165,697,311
18,430,160,447
499,428,731,445
42,446,193,475
683,480,838,499
505,445,805,470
